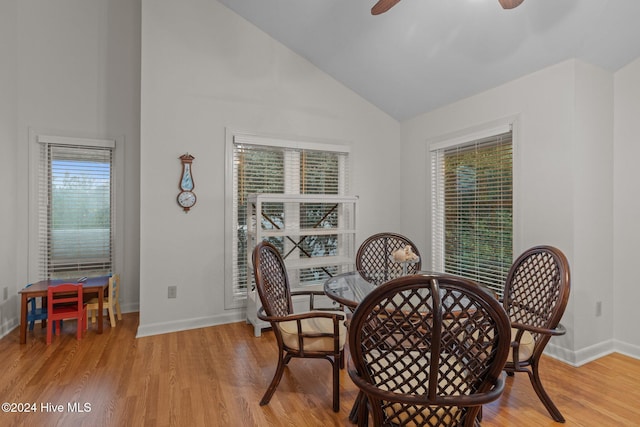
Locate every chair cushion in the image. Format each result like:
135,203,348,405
277,311,346,352
507,327,534,362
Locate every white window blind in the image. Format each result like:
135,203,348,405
230,136,349,305
431,129,513,296
37,137,115,279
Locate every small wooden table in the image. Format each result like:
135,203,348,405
19,276,110,344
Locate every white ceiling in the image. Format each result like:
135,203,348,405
217,0,640,121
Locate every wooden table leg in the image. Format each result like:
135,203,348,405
98,288,104,334
20,294,28,344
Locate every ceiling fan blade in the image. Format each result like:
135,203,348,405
371,0,402,15
498,0,525,9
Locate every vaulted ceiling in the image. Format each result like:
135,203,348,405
218,0,640,121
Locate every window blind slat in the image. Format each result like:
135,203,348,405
432,131,513,297
39,142,114,279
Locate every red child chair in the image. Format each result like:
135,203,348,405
46,283,87,345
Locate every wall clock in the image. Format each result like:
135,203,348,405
177,153,196,212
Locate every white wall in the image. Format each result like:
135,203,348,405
572,61,614,359
0,0,19,334
401,59,617,365
138,0,401,336
613,57,640,357
0,0,142,337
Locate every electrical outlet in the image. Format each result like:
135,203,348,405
2,286,7,301
595,301,602,317
168,285,177,299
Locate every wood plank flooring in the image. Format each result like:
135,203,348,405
0,313,638,426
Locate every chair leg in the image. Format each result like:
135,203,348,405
46,321,53,344
116,302,122,320
528,362,565,423
332,356,340,412
260,351,288,406
77,315,83,341
108,307,116,327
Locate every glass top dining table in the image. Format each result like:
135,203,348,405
323,270,495,310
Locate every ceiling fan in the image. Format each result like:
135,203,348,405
371,0,525,15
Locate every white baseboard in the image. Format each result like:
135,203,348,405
0,318,19,340
552,339,615,366
136,311,245,338
613,339,640,360
545,338,640,367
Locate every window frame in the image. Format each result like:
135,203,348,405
224,129,351,309
429,118,519,296
28,129,124,283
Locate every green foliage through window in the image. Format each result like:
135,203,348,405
433,131,512,296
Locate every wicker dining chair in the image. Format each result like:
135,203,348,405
502,245,571,423
348,274,511,427
252,241,346,412
356,232,422,285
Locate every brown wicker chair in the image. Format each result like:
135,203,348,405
502,245,571,423
252,241,346,412
348,274,511,427
356,232,422,285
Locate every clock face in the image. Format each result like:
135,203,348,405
177,191,197,209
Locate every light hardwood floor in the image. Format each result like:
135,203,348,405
1,313,638,426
